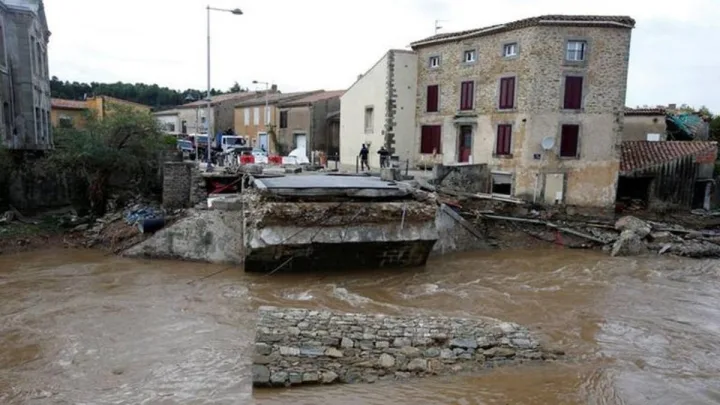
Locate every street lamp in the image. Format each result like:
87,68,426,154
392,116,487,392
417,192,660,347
205,5,243,172
252,80,271,151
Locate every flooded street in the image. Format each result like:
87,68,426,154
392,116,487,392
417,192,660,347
2,248,720,404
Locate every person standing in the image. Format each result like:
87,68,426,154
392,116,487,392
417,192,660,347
359,144,370,171
377,145,390,168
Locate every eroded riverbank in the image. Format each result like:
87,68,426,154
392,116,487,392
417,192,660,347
1,248,720,404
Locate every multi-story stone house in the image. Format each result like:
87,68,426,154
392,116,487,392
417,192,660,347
410,15,635,207
0,0,51,150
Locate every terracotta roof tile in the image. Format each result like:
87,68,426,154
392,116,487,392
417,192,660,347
279,90,345,107
624,107,667,116
620,141,718,174
411,15,636,47
51,98,87,110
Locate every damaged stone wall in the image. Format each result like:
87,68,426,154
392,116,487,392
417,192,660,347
162,162,208,209
253,306,560,387
432,163,490,194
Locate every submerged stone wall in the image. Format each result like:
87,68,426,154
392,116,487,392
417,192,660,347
253,307,562,387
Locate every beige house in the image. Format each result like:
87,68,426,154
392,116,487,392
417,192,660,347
339,49,418,169
173,90,275,135
622,108,667,141
277,90,344,157
411,14,635,207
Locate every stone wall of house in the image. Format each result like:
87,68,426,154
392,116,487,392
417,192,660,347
162,162,207,209
622,115,667,142
433,163,490,194
253,307,560,387
414,23,633,208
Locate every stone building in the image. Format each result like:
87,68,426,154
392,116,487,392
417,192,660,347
0,0,51,150
174,90,275,136
339,49,418,169
622,107,667,142
276,90,344,158
410,15,635,207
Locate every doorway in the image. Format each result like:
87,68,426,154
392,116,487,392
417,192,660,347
258,132,269,152
294,132,307,150
458,125,472,163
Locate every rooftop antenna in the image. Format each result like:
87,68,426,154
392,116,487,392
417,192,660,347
435,19,448,34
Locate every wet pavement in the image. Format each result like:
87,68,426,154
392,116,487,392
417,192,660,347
2,248,720,404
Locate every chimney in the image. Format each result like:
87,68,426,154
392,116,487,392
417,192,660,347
357,74,363,81
271,84,278,92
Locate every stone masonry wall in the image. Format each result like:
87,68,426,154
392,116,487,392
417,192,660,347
253,307,562,387
413,23,633,207
162,162,207,209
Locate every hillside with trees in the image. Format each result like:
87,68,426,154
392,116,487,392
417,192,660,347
49,77,248,110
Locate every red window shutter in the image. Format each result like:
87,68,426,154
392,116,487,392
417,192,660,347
560,125,579,157
496,125,512,155
563,76,583,109
460,81,474,110
499,77,515,109
421,125,442,154
427,85,439,112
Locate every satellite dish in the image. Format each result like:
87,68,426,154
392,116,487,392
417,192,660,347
541,136,556,151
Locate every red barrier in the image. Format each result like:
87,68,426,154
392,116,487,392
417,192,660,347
239,154,255,165
268,155,283,165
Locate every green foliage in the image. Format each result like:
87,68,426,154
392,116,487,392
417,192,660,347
48,106,166,214
49,76,248,110
710,116,720,143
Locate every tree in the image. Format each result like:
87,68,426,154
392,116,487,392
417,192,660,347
710,115,720,142
48,107,167,215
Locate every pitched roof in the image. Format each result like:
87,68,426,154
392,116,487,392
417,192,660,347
178,91,266,109
620,141,718,174
51,98,87,110
411,15,636,48
624,107,667,116
279,90,345,107
234,90,323,108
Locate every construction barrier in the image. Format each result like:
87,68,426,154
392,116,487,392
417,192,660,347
239,154,255,165
268,155,283,165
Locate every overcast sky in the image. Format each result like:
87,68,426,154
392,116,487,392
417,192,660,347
46,0,720,112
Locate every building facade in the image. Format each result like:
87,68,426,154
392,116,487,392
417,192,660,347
50,95,151,129
174,90,274,136
276,90,344,157
622,108,667,142
233,91,320,153
411,15,635,207
153,109,181,135
339,49,418,169
0,0,51,150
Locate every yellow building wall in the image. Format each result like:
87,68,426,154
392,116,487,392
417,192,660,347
233,104,278,151
50,108,88,128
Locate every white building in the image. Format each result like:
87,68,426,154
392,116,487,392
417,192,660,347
339,49,417,169
154,109,181,135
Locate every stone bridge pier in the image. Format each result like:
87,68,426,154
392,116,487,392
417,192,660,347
253,307,563,387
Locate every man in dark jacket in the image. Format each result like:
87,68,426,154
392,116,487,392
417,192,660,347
359,144,369,171
377,146,390,168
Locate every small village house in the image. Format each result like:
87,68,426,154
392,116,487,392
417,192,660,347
51,95,151,129
618,141,718,210
276,90,344,158
232,90,321,153
169,90,276,136
409,15,636,208
622,107,667,141
339,49,418,169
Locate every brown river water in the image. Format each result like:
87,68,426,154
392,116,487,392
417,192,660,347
1,248,720,405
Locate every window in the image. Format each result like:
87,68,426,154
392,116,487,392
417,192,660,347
36,42,42,76
566,41,587,62
364,106,374,134
563,76,583,109
503,43,518,57
34,107,40,141
181,120,187,134
463,50,476,63
3,102,10,136
420,125,441,154
244,108,250,125
46,110,51,143
253,107,259,125
164,122,176,132
560,124,580,157
426,85,439,112
499,77,515,109
429,56,440,68
30,36,36,74
495,124,512,155
460,81,474,111
41,109,48,141
0,25,6,67
279,110,288,128
491,172,512,195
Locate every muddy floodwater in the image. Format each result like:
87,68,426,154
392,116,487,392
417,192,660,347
2,248,720,405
